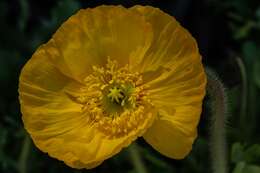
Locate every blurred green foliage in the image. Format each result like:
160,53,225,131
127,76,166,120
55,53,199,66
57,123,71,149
0,0,260,173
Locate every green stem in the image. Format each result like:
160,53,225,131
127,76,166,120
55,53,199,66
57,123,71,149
18,133,31,173
235,57,248,134
206,68,228,173
248,78,257,141
128,143,148,173
19,0,29,31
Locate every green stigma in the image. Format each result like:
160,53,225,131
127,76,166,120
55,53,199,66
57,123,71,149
107,87,124,104
103,84,136,115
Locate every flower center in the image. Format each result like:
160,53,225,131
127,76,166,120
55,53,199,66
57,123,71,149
72,59,151,138
108,87,124,103
102,82,138,116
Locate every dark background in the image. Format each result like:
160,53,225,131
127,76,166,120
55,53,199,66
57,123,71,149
1,0,260,173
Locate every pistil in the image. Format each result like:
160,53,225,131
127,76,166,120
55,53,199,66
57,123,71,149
107,86,124,104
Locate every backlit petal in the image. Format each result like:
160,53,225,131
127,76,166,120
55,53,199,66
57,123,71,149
19,39,156,168
130,6,207,158
50,5,153,82
22,100,155,168
130,6,199,77
19,5,206,168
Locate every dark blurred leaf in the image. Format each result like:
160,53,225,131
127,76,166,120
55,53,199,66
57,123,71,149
18,0,29,31
50,0,80,27
256,7,260,20
242,41,260,88
143,150,170,169
228,0,250,15
253,60,260,88
233,161,246,173
30,0,81,50
245,165,260,173
227,86,240,114
0,1,7,19
0,128,7,155
231,143,245,163
242,41,259,65
0,56,10,83
234,22,255,40
137,145,174,173
233,162,260,173
244,144,260,163
185,138,208,173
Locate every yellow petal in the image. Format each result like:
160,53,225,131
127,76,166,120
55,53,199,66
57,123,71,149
143,119,197,159
24,105,155,168
130,6,207,158
143,84,206,158
19,43,156,168
20,5,206,168
49,5,153,82
19,44,82,108
143,101,204,158
19,5,156,168
130,6,199,75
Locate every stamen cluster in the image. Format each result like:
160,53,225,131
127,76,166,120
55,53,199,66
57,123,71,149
76,59,151,138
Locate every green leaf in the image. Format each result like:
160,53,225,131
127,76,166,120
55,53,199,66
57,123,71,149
244,144,260,163
253,60,260,88
242,41,260,66
233,162,246,173
231,143,245,163
18,0,29,31
227,86,240,114
234,21,255,40
50,0,81,27
256,7,260,20
242,41,260,88
231,143,260,164
233,162,260,173
245,165,260,173
141,146,171,169
0,1,7,19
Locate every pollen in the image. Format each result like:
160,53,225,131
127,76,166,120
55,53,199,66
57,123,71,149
75,59,151,138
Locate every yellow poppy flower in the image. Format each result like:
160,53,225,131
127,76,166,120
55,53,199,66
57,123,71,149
19,5,206,169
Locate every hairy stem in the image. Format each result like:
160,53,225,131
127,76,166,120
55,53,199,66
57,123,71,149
128,143,148,173
206,68,228,173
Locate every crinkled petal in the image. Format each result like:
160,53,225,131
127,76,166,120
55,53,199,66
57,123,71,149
19,44,83,110
19,5,156,168
19,32,156,169
49,5,153,82
130,6,199,78
28,108,155,168
19,5,206,168
130,6,207,158
143,119,197,159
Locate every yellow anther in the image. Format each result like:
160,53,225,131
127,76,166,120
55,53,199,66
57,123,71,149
121,99,126,106
101,84,107,90
75,59,151,138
